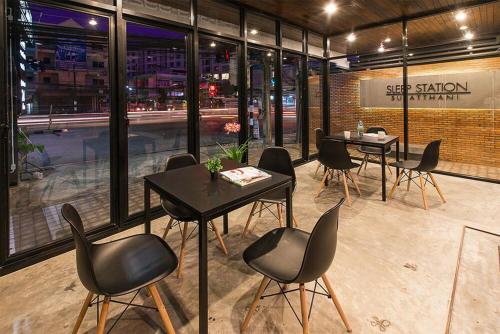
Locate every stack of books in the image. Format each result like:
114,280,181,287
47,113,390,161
220,167,271,187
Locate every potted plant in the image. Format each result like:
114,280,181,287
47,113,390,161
217,122,248,163
205,156,223,180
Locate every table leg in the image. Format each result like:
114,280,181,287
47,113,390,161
396,140,401,185
199,216,208,334
285,185,293,228
223,214,229,235
381,146,387,201
144,181,151,234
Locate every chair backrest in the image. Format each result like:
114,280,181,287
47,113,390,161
165,153,197,171
258,147,296,190
318,139,353,170
61,204,100,293
366,126,387,134
295,198,344,283
315,128,325,151
416,139,442,172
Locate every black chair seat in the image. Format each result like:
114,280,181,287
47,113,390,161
161,198,194,221
357,145,391,155
389,159,420,170
243,227,310,283
92,234,178,296
259,188,286,203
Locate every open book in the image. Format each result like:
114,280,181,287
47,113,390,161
220,167,272,187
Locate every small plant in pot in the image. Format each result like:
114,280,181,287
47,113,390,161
205,157,223,180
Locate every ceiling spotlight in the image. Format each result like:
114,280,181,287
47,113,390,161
459,25,468,30
324,2,338,15
455,11,466,21
464,31,474,40
384,37,391,43
346,33,356,42
408,53,414,56
267,52,272,57
250,29,258,35
467,45,473,50
89,18,98,26
378,44,385,53
283,57,287,60
210,41,216,47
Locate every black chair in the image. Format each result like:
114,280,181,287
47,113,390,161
316,140,361,206
61,204,178,334
161,153,228,278
357,126,392,176
314,128,326,176
240,199,351,334
389,140,446,210
242,147,298,238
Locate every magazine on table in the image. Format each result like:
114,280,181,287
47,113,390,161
220,167,271,187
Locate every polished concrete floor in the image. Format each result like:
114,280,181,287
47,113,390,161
1,161,498,333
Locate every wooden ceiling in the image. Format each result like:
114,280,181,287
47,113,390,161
234,0,498,36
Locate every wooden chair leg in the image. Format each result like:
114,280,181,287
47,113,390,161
72,291,94,334
407,171,412,191
148,284,176,334
314,161,322,176
428,172,446,203
162,217,175,240
321,275,352,332
96,296,110,334
348,171,361,196
364,155,369,170
299,284,309,334
241,276,271,332
418,174,428,210
210,220,228,255
357,155,366,175
341,171,352,206
258,202,264,218
389,170,404,199
176,222,189,278
242,202,258,238
316,169,330,198
277,204,283,228
386,160,393,175
293,215,299,227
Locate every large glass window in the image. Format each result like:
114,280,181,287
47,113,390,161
199,37,239,161
198,0,240,37
247,13,276,46
7,2,110,254
407,3,500,180
247,48,276,165
329,23,403,164
123,0,191,24
308,32,324,57
308,59,323,155
282,52,303,160
282,24,303,52
126,22,188,215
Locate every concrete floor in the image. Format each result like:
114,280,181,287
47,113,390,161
0,161,498,333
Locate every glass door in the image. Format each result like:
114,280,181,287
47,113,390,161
5,1,112,255
125,22,189,215
198,36,239,162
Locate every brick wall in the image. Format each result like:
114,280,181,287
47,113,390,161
308,75,322,153
329,58,499,167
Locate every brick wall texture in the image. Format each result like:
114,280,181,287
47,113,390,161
329,58,499,168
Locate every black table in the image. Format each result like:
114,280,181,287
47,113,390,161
326,132,400,201
143,159,293,334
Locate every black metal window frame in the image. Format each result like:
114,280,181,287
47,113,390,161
0,0,327,275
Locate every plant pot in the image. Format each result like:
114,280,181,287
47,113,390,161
210,171,218,180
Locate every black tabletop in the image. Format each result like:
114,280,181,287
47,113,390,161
144,159,292,218
327,132,399,146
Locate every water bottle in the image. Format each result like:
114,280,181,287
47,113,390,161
357,120,364,137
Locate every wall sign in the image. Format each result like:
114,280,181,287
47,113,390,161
360,71,498,109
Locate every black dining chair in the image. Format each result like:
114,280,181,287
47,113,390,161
314,128,326,176
389,139,446,210
316,140,361,206
242,147,298,238
161,153,228,278
61,204,178,334
357,126,392,176
241,199,351,334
